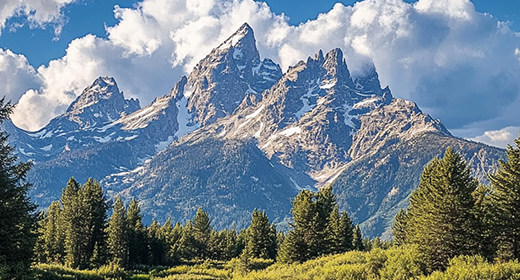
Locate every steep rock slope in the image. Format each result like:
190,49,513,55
333,99,503,238
4,24,505,237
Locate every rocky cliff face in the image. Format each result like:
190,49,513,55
5,23,505,237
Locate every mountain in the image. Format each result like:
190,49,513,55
5,23,505,237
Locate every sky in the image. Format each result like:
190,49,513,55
0,0,519,148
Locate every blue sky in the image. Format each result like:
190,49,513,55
0,0,519,148
1,0,519,68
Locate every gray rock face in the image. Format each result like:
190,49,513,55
66,77,140,127
4,23,505,236
185,23,282,126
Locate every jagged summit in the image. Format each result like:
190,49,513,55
184,22,282,126
65,77,140,127
4,24,504,240
217,23,256,52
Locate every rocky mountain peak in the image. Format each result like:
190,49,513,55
353,64,382,93
65,77,140,128
184,23,281,126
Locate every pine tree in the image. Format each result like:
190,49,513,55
126,198,148,267
489,136,520,261
179,220,197,260
403,147,480,271
392,209,407,246
311,186,335,258
61,177,83,268
168,222,183,264
290,189,316,261
339,211,354,252
158,218,174,265
277,230,307,263
41,201,65,263
326,205,353,254
106,197,128,267
147,220,167,266
245,209,277,259
224,228,239,260
192,207,211,259
81,179,108,267
326,206,341,254
352,225,364,251
209,230,226,260
0,98,37,279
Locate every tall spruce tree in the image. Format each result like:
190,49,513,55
0,98,37,279
403,147,480,271
61,177,84,268
352,225,364,251
126,199,148,267
339,211,354,252
107,197,128,267
147,220,167,266
245,209,277,260
81,179,108,267
39,201,65,264
192,207,211,259
489,136,520,261
392,209,407,246
179,220,197,260
326,205,354,254
277,230,307,263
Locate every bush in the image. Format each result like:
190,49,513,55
423,255,520,280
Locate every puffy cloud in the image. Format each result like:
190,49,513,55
5,0,520,144
470,126,520,148
0,0,76,36
0,49,40,102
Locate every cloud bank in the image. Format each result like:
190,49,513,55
2,0,520,148
0,0,76,36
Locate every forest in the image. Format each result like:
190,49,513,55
3,99,520,279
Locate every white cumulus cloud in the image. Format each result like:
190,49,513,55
471,126,520,148
0,0,76,36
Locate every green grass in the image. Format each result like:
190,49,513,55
33,248,520,280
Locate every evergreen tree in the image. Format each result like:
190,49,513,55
192,207,211,259
61,177,84,268
164,221,183,264
352,225,364,251
339,211,354,252
147,220,167,266
0,98,37,279
158,218,174,265
209,230,226,260
403,147,480,271
81,179,108,267
106,197,128,267
61,178,108,269
179,220,197,260
290,189,316,261
489,136,520,261
326,205,353,254
245,209,277,259
392,209,407,246
326,206,342,254
277,230,307,263
126,199,148,267
40,201,65,263
311,186,335,258
223,228,239,260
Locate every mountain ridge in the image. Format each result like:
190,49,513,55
4,23,505,238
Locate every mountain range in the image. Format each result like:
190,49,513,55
5,23,505,238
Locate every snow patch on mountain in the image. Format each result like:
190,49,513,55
174,96,199,138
